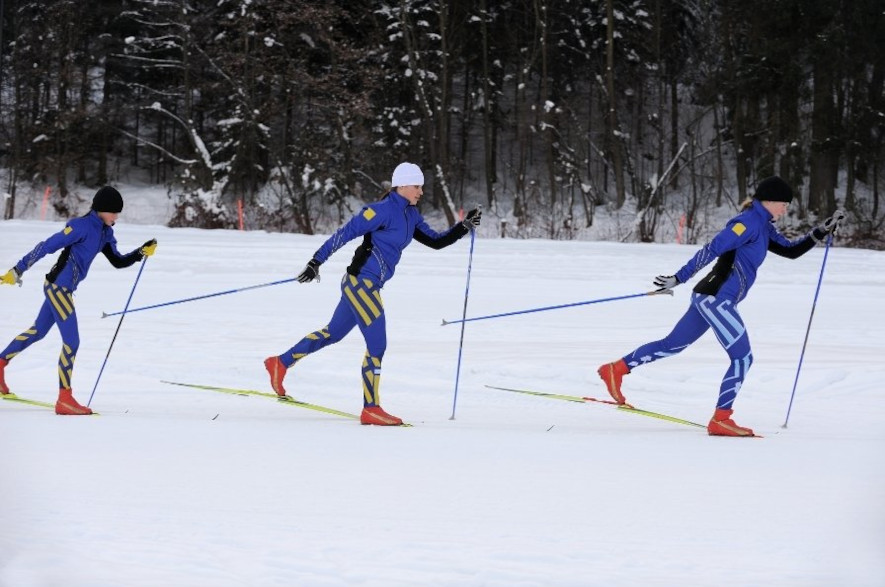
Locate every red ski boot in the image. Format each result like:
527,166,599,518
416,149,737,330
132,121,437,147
55,388,93,415
597,359,630,405
707,408,754,437
360,406,403,426
264,356,288,397
0,358,9,394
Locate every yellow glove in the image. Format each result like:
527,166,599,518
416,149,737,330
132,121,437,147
140,239,158,257
1,268,22,287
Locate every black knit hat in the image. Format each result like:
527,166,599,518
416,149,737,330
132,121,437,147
753,176,793,203
91,186,124,213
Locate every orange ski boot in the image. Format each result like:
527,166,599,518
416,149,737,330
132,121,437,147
0,358,9,394
707,408,754,437
55,388,93,415
360,406,403,426
597,359,630,405
264,356,288,397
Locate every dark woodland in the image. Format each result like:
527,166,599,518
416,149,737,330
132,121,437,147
0,0,882,245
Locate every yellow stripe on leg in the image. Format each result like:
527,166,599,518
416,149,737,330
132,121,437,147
344,286,372,326
361,353,382,405
47,288,72,320
357,288,381,318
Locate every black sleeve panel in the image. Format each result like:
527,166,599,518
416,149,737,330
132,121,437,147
102,243,142,268
413,223,468,250
692,250,736,296
346,234,374,276
46,247,72,284
767,235,816,259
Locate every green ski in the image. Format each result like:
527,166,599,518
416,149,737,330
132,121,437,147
485,384,705,428
162,380,412,426
1,393,57,410
1,393,100,415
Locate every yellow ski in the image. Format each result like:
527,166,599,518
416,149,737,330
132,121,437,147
485,384,704,428
162,380,412,426
1,393,100,415
1,393,56,410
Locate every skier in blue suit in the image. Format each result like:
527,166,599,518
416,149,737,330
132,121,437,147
264,162,481,425
0,187,157,414
597,176,844,436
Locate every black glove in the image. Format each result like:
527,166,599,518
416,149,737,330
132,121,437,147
812,210,846,241
821,210,846,234
297,258,321,283
462,207,482,230
653,275,679,291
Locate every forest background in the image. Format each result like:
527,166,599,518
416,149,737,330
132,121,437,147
0,0,883,247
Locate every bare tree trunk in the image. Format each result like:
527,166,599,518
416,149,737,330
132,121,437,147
733,97,748,202
669,76,679,190
55,5,74,205
873,157,880,219
400,6,454,220
713,103,724,207
480,0,495,209
533,0,555,212
654,0,664,186
808,60,837,215
605,0,625,208
437,0,451,190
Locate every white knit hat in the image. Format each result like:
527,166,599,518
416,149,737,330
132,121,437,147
391,162,424,187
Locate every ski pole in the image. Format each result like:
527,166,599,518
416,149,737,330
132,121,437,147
102,277,297,318
450,225,477,420
88,256,148,407
441,289,673,326
783,232,833,428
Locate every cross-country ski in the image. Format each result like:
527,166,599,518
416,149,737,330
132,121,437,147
161,380,413,426
485,384,705,429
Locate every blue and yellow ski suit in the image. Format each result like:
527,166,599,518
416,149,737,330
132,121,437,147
624,199,825,409
1,211,143,389
278,192,469,407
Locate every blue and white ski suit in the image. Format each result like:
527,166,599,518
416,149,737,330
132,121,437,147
623,199,823,409
279,192,469,407
1,211,143,389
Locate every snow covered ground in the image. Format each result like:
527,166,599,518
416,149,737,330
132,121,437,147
1,212,883,587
